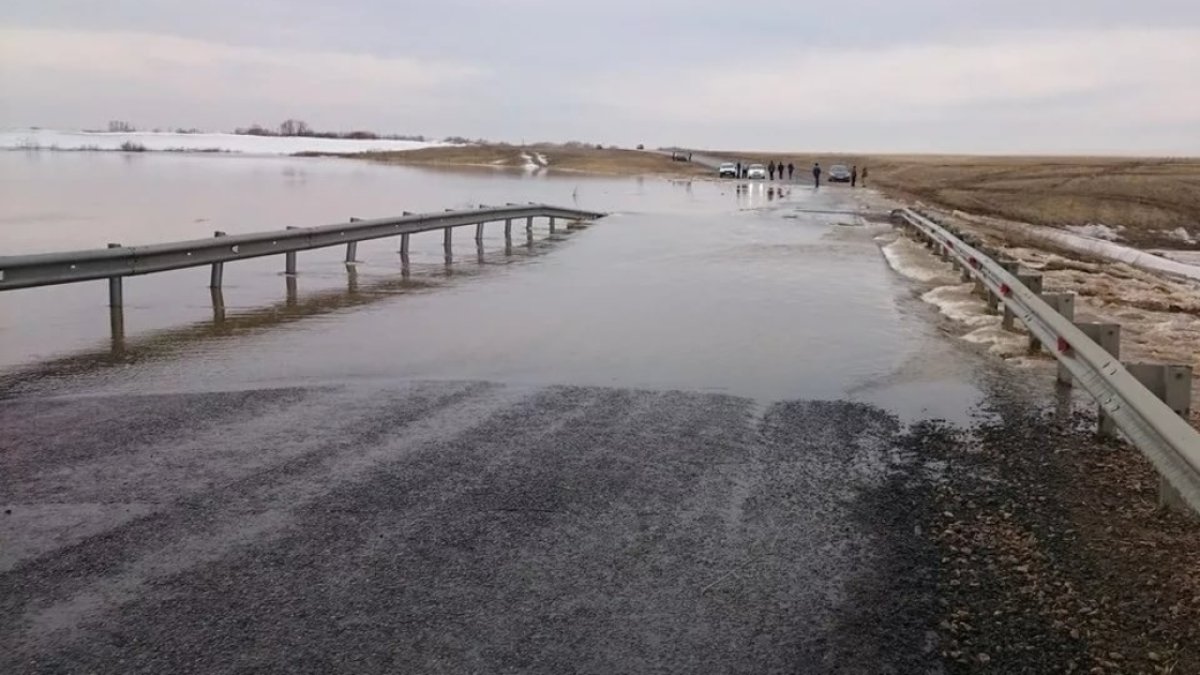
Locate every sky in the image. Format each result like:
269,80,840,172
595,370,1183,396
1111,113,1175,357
1,0,1198,154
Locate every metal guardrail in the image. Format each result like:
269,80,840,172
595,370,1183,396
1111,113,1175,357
894,208,1200,514
0,203,604,291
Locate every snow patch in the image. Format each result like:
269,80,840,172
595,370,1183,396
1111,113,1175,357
1149,250,1200,266
1065,222,1123,241
920,285,994,329
961,324,1030,358
1166,227,1197,244
882,231,1033,359
879,236,961,285
0,128,442,155
951,210,1200,283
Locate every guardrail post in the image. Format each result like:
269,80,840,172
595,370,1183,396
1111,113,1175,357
285,226,300,275
1126,364,1193,420
1073,323,1121,434
985,259,1018,314
1004,272,1043,330
285,276,297,307
443,227,452,255
209,231,227,288
1123,364,1195,512
985,287,999,312
1036,293,1076,366
475,222,485,243
106,243,123,307
210,288,226,325
109,305,125,354
526,216,534,233
1076,323,1121,363
347,217,362,262
549,217,557,234
400,233,410,257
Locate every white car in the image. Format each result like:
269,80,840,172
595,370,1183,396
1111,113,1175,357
718,163,738,178
747,164,766,179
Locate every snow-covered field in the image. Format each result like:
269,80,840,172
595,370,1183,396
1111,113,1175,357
948,210,1200,283
1064,223,1124,241
0,128,440,155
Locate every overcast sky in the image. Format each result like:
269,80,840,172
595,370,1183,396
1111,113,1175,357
2,1,1198,154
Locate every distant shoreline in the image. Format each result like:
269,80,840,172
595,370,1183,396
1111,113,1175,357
0,128,441,156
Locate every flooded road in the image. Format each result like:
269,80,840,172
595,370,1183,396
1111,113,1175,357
2,152,997,673
1,152,978,416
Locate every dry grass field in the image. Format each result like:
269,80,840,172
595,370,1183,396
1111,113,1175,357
341,144,710,177
868,156,1200,248
706,151,1200,249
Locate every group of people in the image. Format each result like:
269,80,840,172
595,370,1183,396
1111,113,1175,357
732,160,869,188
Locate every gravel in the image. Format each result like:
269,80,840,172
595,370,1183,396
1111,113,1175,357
880,371,1200,673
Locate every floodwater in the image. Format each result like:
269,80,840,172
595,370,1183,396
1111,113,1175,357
0,151,983,419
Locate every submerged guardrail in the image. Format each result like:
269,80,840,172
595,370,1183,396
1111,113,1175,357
0,203,605,300
0,203,605,350
893,208,1199,516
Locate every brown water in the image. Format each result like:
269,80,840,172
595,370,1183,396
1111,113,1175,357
0,151,984,419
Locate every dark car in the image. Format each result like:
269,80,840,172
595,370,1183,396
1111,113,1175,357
828,165,852,183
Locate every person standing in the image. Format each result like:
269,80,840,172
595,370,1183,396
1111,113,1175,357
861,166,869,187
787,162,794,181
768,161,776,180
812,162,821,188
736,161,741,179
851,165,858,188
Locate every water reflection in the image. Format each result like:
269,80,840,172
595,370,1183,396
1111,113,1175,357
109,307,125,356
735,182,792,209
211,288,226,324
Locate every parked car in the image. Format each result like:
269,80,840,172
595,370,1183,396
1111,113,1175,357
828,164,852,183
747,164,767,179
718,162,738,178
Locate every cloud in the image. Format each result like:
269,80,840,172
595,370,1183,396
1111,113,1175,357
0,27,483,126
581,28,1200,131
1,14,1198,153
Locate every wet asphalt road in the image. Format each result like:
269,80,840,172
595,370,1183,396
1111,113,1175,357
0,381,926,673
